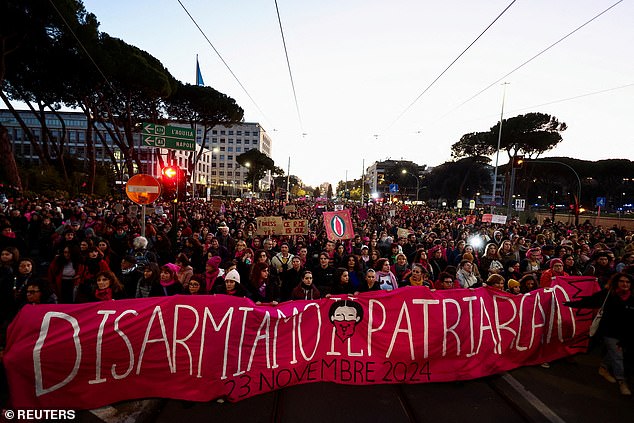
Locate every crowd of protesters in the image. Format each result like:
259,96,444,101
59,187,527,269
0,195,633,395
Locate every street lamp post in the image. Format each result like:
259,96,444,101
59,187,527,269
401,169,420,202
525,159,582,225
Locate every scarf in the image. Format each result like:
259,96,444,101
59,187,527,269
95,287,113,301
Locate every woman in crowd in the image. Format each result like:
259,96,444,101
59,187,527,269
486,273,506,291
291,270,321,300
520,273,539,294
215,269,248,297
92,271,125,301
479,243,504,278
280,256,303,301
456,259,480,288
248,261,279,305
402,263,432,288
540,258,569,288
435,272,460,290
521,247,543,275
356,269,381,294
412,248,435,279
78,246,111,302
175,253,194,288
186,275,206,295
158,263,183,296
429,246,448,279
204,256,224,293
343,254,364,292
562,254,582,276
499,239,520,265
391,253,411,283
136,262,162,298
330,267,354,296
565,273,634,396
21,279,58,307
507,279,521,295
47,245,84,303
375,258,398,291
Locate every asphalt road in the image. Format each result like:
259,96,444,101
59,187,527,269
75,347,633,423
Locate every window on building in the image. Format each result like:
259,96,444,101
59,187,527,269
236,139,242,144
228,155,233,160
228,138,234,144
220,146,225,152
219,171,224,176
228,147,233,152
244,131,250,136
228,130,234,135
212,130,218,135
211,170,217,175
211,163,217,168
227,171,233,176
236,147,242,152
244,140,250,145
220,138,226,143
212,137,217,142
220,155,225,160
220,130,226,135
219,163,225,168
237,131,242,135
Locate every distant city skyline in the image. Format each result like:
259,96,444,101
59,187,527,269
78,1,633,187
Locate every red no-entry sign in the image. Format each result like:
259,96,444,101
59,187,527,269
126,174,161,205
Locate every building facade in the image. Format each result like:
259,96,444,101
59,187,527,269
0,109,273,197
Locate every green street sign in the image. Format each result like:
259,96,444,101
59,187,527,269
141,123,195,151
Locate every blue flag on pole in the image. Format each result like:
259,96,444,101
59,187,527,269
196,55,204,86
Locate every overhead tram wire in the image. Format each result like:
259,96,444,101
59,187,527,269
274,0,305,136
383,0,518,134
177,0,272,126
506,82,634,114
433,0,624,122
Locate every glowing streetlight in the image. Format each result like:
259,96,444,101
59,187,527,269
401,169,420,202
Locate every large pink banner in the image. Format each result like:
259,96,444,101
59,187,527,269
4,277,598,409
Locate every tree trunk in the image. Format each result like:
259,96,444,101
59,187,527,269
0,123,23,190
0,90,46,163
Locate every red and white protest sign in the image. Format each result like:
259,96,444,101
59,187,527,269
4,277,597,409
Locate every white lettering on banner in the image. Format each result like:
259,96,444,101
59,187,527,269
34,312,82,397
173,305,200,376
89,310,116,384
23,284,585,401
112,310,138,380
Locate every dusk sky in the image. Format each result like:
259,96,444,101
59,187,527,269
82,0,633,187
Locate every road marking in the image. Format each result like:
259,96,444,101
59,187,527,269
502,373,566,423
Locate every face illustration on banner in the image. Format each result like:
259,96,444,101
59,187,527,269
329,300,364,342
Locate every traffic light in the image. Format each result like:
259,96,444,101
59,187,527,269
160,165,179,201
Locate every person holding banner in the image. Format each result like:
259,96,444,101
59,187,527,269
375,258,398,291
565,272,634,396
291,270,321,300
158,264,183,296
329,267,355,296
92,271,125,301
312,252,335,296
402,263,433,288
356,269,381,294
248,261,280,305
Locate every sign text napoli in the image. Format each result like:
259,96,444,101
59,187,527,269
142,123,195,151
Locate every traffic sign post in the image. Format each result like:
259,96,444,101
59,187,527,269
126,174,161,237
142,123,195,151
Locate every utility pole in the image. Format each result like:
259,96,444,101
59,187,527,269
491,82,509,213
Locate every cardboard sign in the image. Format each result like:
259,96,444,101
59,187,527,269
256,216,283,235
